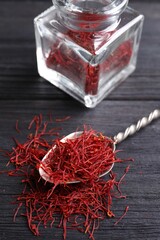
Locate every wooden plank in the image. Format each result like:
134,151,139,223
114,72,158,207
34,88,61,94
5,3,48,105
0,75,160,100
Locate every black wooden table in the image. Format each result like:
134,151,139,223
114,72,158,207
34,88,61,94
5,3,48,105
0,1,160,240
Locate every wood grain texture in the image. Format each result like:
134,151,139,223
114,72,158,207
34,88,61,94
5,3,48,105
0,0,160,240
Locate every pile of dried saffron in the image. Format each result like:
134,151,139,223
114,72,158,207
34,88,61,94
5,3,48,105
41,129,120,184
1,115,131,240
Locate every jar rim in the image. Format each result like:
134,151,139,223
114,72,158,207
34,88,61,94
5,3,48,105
53,0,128,15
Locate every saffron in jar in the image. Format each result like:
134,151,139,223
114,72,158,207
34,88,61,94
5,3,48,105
46,36,133,96
34,0,144,107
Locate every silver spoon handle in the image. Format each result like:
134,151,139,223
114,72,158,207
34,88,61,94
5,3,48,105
114,109,160,144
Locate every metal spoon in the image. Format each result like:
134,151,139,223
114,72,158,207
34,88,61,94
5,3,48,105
39,109,160,184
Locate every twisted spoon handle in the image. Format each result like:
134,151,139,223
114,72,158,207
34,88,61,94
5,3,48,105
114,109,160,144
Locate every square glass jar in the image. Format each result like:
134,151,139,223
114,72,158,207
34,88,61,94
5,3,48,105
34,0,144,108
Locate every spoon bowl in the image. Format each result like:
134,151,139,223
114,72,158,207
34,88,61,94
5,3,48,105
39,131,116,184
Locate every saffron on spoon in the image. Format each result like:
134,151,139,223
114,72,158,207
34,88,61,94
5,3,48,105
41,128,120,184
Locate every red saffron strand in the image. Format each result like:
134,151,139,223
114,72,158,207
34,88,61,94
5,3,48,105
13,202,23,222
0,115,132,240
56,116,71,122
15,120,21,134
114,206,129,226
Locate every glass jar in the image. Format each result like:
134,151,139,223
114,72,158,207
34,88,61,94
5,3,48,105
34,0,144,108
